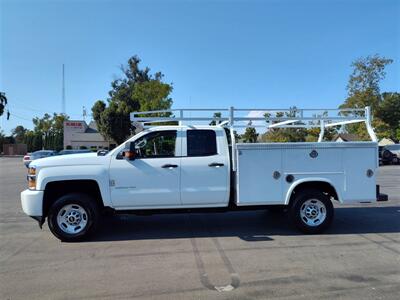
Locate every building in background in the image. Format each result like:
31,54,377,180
63,120,116,150
2,144,27,155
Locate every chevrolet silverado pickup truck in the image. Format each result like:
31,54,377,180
21,106,388,241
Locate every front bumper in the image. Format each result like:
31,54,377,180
21,189,44,217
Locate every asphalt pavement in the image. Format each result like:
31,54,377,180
0,157,399,299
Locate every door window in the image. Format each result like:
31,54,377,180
187,130,217,156
134,130,177,158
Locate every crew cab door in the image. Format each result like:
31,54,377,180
180,129,230,206
109,130,182,208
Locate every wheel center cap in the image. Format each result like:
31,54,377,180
66,211,81,225
306,206,318,218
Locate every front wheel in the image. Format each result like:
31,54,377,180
48,193,99,242
289,189,334,234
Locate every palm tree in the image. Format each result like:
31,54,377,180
0,92,7,116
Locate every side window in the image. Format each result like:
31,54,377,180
187,130,217,156
134,130,177,158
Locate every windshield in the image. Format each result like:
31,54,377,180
108,130,150,156
31,151,54,158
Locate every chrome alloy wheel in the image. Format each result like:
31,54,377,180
300,199,327,227
57,204,88,234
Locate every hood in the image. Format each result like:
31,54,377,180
392,150,400,157
30,153,106,168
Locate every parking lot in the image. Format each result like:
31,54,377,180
0,157,399,299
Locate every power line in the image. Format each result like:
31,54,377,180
10,99,58,113
8,104,52,114
8,112,32,122
8,104,91,120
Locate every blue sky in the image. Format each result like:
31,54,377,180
1,0,399,134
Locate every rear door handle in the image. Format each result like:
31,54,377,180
208,162,224,167
161,164,178,168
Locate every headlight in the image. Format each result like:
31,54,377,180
28,167,36,190
28,167,36,175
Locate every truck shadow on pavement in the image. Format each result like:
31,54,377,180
89,206,400,242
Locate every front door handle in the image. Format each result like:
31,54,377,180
161,164,178,169
208,162,224,167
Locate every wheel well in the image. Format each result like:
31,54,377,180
43,180,104,217
289,181,339,206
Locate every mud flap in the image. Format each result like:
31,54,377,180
376,185,388,202
31,216,45,229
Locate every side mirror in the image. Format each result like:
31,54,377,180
124,150,136,160
123,142,136,160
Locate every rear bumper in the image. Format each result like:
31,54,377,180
21,189,44,216
376,185,388,202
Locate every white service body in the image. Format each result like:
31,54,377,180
236,142,378,205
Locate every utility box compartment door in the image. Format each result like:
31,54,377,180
236,147,282,205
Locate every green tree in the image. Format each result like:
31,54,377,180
0,130,6,153
376,92,400,139
92,55,173,144
23,130,36,152
209,112,222,125
11,125,27,143
261,107,310,142
51,114,68,151
0,92,7,117
339,55,393,140
261,128,307,142
242,127,258,143
346,55,393,99
303,126,337,142
32,113,68,150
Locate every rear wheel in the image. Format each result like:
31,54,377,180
289,189,334,234
48,193,99,242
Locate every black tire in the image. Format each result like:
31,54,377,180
382,150,391,159
289,189,334,234
48,193,99,242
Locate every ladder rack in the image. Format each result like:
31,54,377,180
130,106,377,142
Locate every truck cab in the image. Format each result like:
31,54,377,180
109,126,230,209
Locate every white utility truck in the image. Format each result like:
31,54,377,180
21,107,388,241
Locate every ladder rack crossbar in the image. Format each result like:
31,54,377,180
130,106,377,143
131,108,368,124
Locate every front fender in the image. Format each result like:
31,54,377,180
284,177,343,205
36,165,112,207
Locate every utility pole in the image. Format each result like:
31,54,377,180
62,64,66,114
